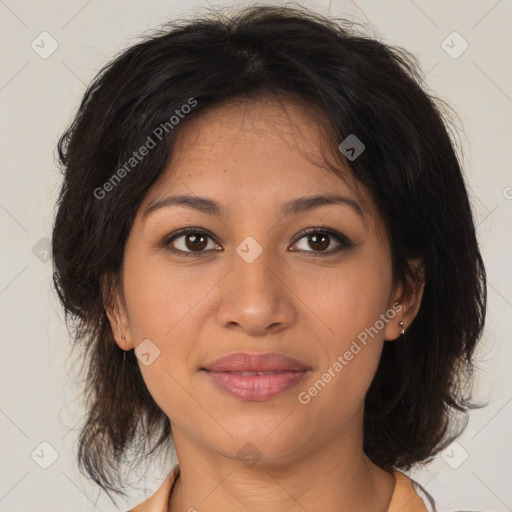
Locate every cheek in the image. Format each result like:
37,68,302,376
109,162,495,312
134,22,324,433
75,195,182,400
121,250,211,417
320,257,392,342
311,253,392,397
121,248,217,342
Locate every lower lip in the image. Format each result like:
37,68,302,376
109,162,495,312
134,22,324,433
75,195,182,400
202,370,309,401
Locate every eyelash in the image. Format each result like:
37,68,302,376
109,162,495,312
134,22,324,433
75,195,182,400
161,226,355,258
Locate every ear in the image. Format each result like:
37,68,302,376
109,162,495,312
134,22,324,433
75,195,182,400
384,258,425,341
100,273,134,351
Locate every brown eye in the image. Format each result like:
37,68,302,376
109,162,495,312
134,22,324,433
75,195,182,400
163,226,354,258
306,232,330,251
292,227,354,255
164,228,221,257
182,233,208,251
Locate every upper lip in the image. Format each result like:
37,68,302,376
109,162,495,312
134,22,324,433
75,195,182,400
202,352,311,372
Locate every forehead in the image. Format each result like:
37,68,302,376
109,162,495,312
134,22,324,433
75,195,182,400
138,95,379,225
170,96,335,179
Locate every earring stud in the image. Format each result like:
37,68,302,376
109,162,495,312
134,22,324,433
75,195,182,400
398,320,405,335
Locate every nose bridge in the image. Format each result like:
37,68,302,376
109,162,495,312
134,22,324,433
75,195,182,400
233,234,280,298
216,233,294,333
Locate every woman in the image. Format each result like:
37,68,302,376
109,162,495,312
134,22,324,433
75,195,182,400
51,5,486,512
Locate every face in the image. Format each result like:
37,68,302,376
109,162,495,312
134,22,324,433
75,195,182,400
106,96,414,466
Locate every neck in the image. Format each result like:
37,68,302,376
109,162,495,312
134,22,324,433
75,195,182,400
167,422,395,512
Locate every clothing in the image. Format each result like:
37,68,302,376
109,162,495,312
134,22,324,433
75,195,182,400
127,465,435,512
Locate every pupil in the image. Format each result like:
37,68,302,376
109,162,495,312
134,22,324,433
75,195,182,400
186,234,207,251
310,233,328,251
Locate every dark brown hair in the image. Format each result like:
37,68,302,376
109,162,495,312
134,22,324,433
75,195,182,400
51,4,487,503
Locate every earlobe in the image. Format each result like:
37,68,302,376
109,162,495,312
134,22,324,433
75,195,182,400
384,258,425,341
105,303,133,351
101,273,134,351
383,300,405,341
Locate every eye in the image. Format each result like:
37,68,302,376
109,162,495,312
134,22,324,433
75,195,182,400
290,227,354,255
162,226,354,258
163,227,221,257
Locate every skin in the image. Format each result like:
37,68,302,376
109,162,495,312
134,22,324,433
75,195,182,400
105,95,424,512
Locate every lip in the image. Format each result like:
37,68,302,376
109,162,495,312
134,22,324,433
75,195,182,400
202,352,311,372
203,370,309,401
201,352,311,401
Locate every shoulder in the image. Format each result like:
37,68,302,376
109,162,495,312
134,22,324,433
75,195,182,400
125,465,180,512
388,469,437,512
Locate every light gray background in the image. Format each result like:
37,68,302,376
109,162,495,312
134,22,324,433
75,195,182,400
1,0,511,511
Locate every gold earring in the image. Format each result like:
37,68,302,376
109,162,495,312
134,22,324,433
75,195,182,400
398,320,405,335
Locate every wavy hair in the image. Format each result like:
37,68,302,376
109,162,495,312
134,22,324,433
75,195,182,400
51,4,487,503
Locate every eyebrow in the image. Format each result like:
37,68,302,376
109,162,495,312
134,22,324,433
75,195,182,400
142,193,364,220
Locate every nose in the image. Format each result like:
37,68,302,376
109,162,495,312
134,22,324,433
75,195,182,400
216,246,297,337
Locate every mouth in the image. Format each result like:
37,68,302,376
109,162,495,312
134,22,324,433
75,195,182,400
200,351,311,401
201,368,310,401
